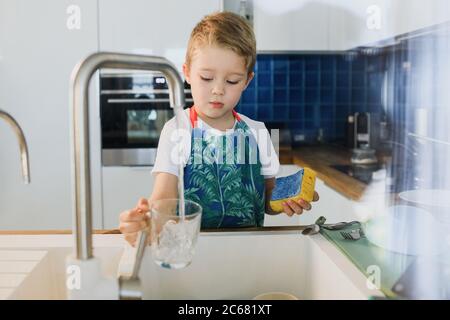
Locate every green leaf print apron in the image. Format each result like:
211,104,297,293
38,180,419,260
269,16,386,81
184,106,265,229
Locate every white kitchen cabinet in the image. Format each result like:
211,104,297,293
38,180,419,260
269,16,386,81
329,0,391,50
312,178,359,223
253,0,330,51
98,0,221,73
0,0,101,230
329,0,450,50
102,167,155,229
252,0,449,52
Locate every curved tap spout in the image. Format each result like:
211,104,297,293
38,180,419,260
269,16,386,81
0,110,31,184
70,52,185,261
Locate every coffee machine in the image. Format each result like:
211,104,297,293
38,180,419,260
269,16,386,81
351,112,378,165
332,112,386,183
354,112,369,148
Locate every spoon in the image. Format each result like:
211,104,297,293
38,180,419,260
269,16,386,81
301,224,321,235
321,221,361,230
301,220,361,236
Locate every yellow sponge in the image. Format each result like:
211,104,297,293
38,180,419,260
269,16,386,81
270,168,317,212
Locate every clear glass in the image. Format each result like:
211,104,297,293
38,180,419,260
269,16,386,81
149,198,202,269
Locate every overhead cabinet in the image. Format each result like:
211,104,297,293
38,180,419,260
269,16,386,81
253,0,330,51
329,0,450,50
98,0,221,72
251,0,450,51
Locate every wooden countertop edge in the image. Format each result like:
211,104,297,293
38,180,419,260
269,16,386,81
0,229,121,235
288,150,367,201
2,146,365,235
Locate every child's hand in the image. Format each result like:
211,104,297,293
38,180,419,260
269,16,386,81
282,191,320,217
119,198,151,247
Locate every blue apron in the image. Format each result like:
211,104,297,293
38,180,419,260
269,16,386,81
183,106,265,229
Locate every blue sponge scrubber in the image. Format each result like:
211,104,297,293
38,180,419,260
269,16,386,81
270,168,317,212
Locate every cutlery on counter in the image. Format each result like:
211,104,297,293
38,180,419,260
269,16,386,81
340,229,365,241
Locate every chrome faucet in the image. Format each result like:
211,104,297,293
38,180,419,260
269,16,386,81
69,52,185,299
0,110,31,184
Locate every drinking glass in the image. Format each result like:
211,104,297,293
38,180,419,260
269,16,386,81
149,198,202,269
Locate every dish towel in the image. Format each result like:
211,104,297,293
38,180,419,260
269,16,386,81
319,223,416,299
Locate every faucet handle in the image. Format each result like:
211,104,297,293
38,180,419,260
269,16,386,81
0,109,31,184
118,229,148,300
130,229,149,279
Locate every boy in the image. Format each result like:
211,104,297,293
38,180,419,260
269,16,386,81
120,12,319,246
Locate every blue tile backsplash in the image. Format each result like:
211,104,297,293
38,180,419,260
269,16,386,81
235,21,449,149
235,52,385,143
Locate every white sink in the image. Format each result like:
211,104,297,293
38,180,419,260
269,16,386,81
0,235,125,300
136,231,378,300
7,247,123,299
0,232,384,300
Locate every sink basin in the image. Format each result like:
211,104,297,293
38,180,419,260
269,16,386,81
7,247,123,299
0,235,125,300
0,232,382,300
135,231,377,299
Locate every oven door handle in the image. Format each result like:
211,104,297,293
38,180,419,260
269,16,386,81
107,98,193,104
130,166,153,171
107,98,167,104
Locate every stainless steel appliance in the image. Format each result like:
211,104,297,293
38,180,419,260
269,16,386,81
351,145,378,165
354,112,370,148
331,164,381,184
353,112,381,149
100,70,192,166
351,112,380,165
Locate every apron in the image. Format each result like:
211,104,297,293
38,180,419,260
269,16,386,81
183,106,265,229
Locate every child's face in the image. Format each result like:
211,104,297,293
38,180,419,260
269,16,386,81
183,45,254,120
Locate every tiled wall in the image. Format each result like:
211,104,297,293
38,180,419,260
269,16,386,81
235,22,449,156
235,52,386,145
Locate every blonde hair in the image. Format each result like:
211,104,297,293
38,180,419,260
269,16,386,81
185,11,256,76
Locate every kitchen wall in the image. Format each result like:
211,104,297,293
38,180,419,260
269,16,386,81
235,52,385,145
1,1,448,230
0,0,222,230
0,0,101,230
236,21,449,155
236,19,450,195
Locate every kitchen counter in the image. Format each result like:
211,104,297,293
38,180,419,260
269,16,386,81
0,213,305,235
280,145,373,201
0,230,120,235
1,144,377,236
0,230,385,299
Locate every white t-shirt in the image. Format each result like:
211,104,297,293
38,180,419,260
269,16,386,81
151,108,280,179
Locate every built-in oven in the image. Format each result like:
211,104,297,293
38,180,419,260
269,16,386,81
100,70,192,166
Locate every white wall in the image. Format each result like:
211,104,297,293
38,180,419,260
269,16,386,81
0,0,100,229
0,0,221,230
98,0,221,73
247,0,450,51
